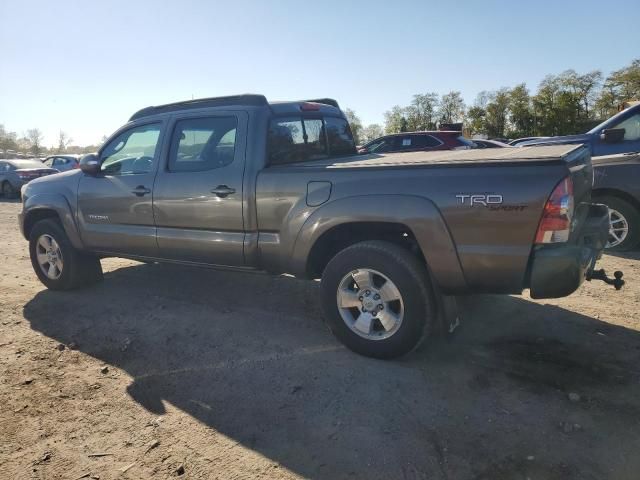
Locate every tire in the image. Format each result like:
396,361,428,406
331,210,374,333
320,240,434,359
2,181,18,199
29,219,103,290
597,196,640,251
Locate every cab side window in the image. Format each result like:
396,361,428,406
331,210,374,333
612,113,640,141
268,117,328,165
100,124,162,175
168,117,237,172
325,117,356,156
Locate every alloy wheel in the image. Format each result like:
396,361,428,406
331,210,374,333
36,234,64,280
336,268,404,340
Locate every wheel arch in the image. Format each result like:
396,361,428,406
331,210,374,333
592,188,640,212
291,194,467,293
22,193,83,249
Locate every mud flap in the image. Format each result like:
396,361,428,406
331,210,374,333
431,282,461,337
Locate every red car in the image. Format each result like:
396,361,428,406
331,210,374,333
357,131,476,154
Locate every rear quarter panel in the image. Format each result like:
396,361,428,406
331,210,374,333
256,161,568,294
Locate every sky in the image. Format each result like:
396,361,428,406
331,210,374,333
1,0,639,147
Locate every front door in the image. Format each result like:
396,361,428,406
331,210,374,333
77,121,164,257
152,112,247,265
593,111,640,156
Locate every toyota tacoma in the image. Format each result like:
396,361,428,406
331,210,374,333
18,95,623,358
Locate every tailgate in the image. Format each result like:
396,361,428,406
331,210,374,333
562,145,593,206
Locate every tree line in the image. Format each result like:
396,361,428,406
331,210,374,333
0,125,102,157
347,58,640,144
3,58,639,153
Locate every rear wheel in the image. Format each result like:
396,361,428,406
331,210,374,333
597,196,640,251
321,240,434,359
2,181,18,199
29,219,103,290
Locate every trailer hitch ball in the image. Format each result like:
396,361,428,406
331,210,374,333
587,269,625,290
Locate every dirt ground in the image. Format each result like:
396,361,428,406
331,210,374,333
1,198,639,480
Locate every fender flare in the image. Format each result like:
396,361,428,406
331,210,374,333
289,194,467,292
22,193,83,249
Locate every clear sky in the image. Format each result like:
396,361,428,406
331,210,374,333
1,0,638,146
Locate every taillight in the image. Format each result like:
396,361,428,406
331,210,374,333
535,177,574,244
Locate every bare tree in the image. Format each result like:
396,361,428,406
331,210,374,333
57,130,72,153
26,129,44,156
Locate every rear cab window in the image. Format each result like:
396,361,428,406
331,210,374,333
268,115,356,165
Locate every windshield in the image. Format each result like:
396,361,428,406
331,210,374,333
10,160,45,169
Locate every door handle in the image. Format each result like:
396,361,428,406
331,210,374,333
210,185,236,197
131,185,151,197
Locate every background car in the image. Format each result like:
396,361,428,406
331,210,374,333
471,139,511,149
509,136,547,146
42,154,80,172
358,131,476,154
0,159,58,198
518,102,640,156
592,151,640,250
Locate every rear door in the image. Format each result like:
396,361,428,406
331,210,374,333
77,121,165,257
152,111,248,266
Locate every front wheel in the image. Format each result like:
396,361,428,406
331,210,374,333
321,241,434,359
597,196,640,251
29,219,103,290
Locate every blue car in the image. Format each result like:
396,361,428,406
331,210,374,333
520,103,640,156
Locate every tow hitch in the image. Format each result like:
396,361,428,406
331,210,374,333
586,269,625,290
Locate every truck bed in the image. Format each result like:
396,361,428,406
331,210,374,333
288,144,586,169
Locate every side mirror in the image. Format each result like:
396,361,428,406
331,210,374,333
79,153,101,175
600,128,625,144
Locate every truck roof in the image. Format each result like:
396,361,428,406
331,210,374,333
129,95,343,121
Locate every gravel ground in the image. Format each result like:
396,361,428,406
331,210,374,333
1,198,639,480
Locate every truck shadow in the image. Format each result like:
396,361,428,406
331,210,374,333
23,262,640,480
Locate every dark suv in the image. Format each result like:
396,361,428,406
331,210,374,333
357,131,475,154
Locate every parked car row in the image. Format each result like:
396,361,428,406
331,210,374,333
0,155,81,198
0,159,58,198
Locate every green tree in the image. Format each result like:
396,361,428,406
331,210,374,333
508,83,534,138
384,105,408,134
344,108,363,145
439,91,465,124
360,124,383,143
466,105,486,135
606,59,640,104
595,85,618,119
405,93,439,131
485,88,511,138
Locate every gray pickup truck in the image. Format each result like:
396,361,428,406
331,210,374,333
19,95,623,358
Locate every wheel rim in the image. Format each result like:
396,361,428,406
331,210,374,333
606,208,629,248
336,268,404,340
36,234,64,280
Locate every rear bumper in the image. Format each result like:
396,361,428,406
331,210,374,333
528,203,609,299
